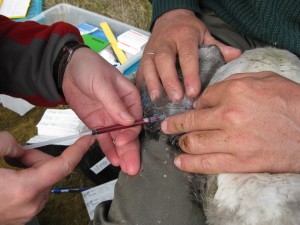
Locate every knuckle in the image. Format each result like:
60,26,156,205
163,80,182,96
226,79,248,95
141,56,155,69
60,156,76,177
154,49,171,62
177,26,194,36
199,157,214,171
175,111,196,132
180,155,215,173
221,106,245,126
179,157,194,172
18,187,36,202
179,49,194,61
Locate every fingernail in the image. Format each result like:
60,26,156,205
174,157,181,168
187,87,196,97
161,120,167,133
120,112,134,122
171,91,181,102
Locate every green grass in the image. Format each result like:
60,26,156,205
0,1,152,224
44,0,152,30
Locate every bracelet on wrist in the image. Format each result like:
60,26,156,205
53,40,89,92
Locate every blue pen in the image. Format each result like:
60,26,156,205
51,187,90,193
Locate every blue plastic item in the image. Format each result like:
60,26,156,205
13,0,43,22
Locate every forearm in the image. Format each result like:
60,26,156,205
150,0,201,30
0,15,83,107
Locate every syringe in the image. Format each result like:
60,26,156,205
23,115,165,150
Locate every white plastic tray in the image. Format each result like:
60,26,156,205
31,3,150,73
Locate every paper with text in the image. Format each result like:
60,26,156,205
82,179,117,220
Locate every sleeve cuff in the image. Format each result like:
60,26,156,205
150,0,202,30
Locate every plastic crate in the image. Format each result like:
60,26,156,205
30,3,150,73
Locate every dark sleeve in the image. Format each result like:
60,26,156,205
0,15,83,107
150,0,202,30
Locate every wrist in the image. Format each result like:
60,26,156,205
53,41,89,94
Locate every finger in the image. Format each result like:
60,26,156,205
113,128,141,175
155,44,184,102
31,135,95,189
97,133,120,167
178,130,235,155
174,153,240,174
202,36,241,63
0,131,24,158
97,122,141,168
137,53,163,101
95,76,137,125
114,126,141,147
216,45,241,62
161,108,222,134
177,38,201,98
116,139,140,175
15,149,53,168
116,78,143,120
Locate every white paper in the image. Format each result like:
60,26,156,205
0,94,34,116
90,157,111,174
0,0,31,18
117,29,149,52
82,179,117,220
26,108,89,145
26,135,79,146
36,109,88,136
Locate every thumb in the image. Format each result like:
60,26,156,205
217,44,241,62
203,36,241,62
0,131,24,158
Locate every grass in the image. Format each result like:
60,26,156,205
44,0,152,30
0,1,152,224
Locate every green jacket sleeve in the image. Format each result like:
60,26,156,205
150,0,201,30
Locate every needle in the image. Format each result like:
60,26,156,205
23,115,165,150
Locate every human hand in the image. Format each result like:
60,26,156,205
0,131,94,225
62,48,142,175
161,72,300,174
136,9,241,102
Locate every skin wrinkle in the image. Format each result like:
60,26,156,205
119,89,139,112
90,71,97,100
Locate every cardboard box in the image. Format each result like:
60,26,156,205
30,3,150,73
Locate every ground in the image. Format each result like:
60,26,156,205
0,1,151,224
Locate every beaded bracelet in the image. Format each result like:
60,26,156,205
53,40,90,92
